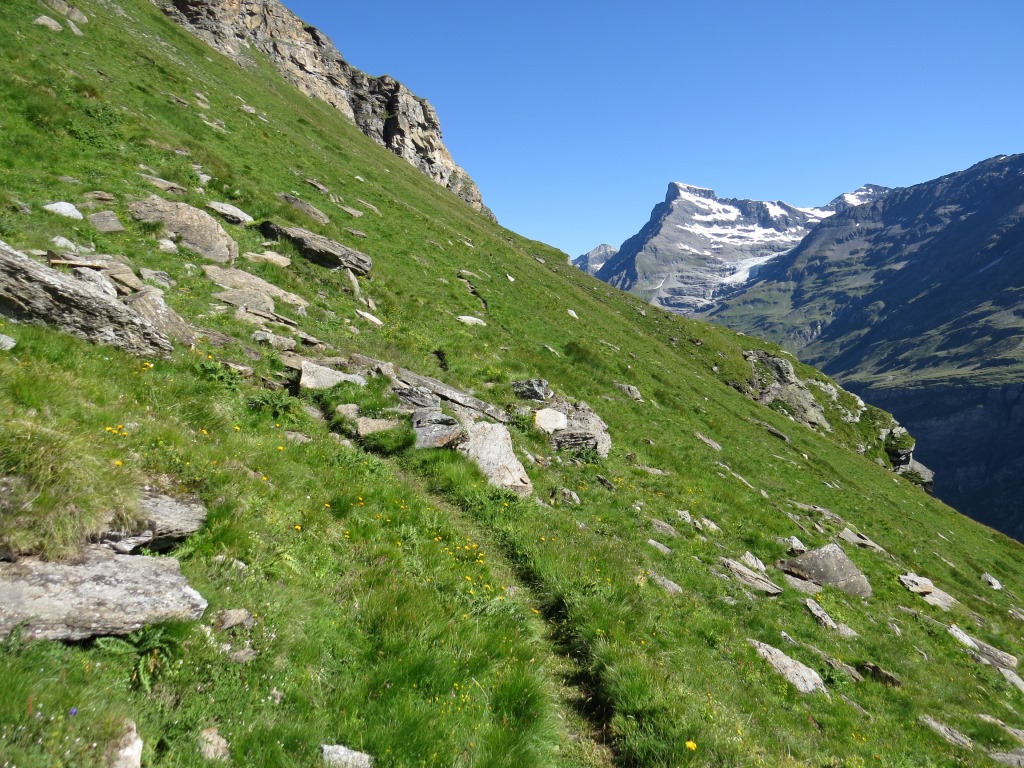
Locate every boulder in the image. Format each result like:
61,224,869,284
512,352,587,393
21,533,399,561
554,488,581,505
42,201,82,218
202,265,307,307
88,210,125,233
1000,667,1024,694
534,408,567,434
983,572,1004,590
511,379,553,401
276,193,329,225
0,240,172,358
259,221,371,275
0,546,207,641
550,401,611,458
458,422,532,496
207,201,254,225
778,543,872,598
321,744,373,767
615,383,643,401
652,519,679,538
139,269,175,289
745,350,830,430
411,409,464,449
748,639,825,694
129,196,237,262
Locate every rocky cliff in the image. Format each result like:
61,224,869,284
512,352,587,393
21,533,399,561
153,0,493,218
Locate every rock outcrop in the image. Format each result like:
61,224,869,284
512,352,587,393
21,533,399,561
0,241,173,358
153,0,491,217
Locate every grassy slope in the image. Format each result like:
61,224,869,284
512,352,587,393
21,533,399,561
2,1,1024,766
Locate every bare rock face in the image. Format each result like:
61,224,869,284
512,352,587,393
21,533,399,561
0,545,207,641
0,240,173,358
458,422,532,496
129,196,238,263
154,0,491,217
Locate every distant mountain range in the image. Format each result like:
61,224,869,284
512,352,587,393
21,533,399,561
578,182,889,314
582,156,1024,538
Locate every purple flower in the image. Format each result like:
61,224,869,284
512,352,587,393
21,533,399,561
69,707,78,716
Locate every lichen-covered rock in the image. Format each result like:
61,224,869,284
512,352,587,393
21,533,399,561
129,195,238,262
0,240,172,358
0,546,207,641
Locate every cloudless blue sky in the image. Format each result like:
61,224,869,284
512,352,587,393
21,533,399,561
285,0,1023,257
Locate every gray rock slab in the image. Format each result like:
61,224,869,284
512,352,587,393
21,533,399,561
277,193,329,225
43,201,82,218
0,546,207,640
651,519,679,538
650,572,682,595
949,624,1018,669
207,201,254,226
355,417,402,437
721,558,783,595
648,539,672,555
202,265,307,307
34,15,63,31
899,572,957,611
88,210,125,233
554,487,581,505
216,608,255,631
615,382,643,401
214,289,276,315
919,716,973,750
322,744,373,767
0,333,15,351
778,543,872,598
983,572,1004,590
0,240,171,357
784,573,822,594
243,250,291,267
741,551,767,572
748,639,825,694
199,727,230,761
458,422,532,496
251,329,295,350
123,287,197,346
457,315,486,326
299,361,366,390
999,667,1024,694
411,409,464,449
139,269,175,289
991,749,1024,767
838,527,886,554
534,408,567,433
129,196,237,262
260,221,371,275
99,492,207,553
138,173,187,195
695,431,723,451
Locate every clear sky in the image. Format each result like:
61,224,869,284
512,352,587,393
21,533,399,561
284,0,1024,258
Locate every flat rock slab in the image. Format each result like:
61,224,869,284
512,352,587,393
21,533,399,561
899,572,957,611
43,201,82,219
243,250,291,267
123,287,197,346
355,417,402,437
202,265,307,307
276,193,329,225
89,210,125,233
838,527,887,554
0,545,207,641
778,543,872,598
260,221,371,275
721,558,782,595
138,173,187,195
459,422,532,497
0,240,172,358
34,15,64,31
919,716,973,750
129,196,237,262
457,315,486,326
748,639,825,694
650,572,682,595
299,361,366,390
534,408,567,433
322,744,373,767
948,624,1018,669
207,201,254,226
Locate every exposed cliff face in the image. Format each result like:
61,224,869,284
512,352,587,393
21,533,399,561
153,0,493,218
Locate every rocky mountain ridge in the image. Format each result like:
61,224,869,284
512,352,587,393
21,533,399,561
152,0,492,218
591,183,842,314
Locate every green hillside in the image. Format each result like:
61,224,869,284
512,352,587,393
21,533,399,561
2,2,1024,766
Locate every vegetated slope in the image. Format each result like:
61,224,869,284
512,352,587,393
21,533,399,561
711,155,1024,538
2,2,1024,767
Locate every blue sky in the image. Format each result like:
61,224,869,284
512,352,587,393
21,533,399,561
285,0,1024,258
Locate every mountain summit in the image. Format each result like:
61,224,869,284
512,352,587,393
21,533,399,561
591,183,841,314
